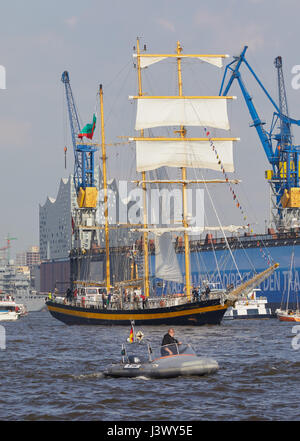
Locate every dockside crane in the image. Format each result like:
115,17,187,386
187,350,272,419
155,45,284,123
61,71,99,252
61,71,98,200
0,246,8,263
219,46,300,232
0,235,17,264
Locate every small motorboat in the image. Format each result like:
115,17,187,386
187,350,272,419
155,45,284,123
0,295,26,322
103,339,219,379
276,308,300,322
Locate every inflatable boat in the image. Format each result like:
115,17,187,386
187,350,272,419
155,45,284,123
103,342,219,379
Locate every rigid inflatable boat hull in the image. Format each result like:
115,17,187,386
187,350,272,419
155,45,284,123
104,355,219,378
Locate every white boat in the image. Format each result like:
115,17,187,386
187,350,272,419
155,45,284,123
104,324,219,378
223,289,272,320
276,308,300,322
0,295,25,321
0,264,46,312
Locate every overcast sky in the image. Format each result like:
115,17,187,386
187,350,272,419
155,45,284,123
1,0,300,257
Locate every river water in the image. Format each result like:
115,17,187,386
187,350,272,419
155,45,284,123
0,310,299,422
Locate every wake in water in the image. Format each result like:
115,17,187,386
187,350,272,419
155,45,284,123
72,372,105,380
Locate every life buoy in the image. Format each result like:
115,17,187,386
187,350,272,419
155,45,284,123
159,300,165,307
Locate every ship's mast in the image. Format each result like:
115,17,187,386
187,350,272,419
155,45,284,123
136,38,150,298
99,84,111,293
132,42,238,300
176,41,191,300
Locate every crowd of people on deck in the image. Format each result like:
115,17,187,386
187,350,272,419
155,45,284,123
48,286,149,310
48,283,214,309
192,285,211,302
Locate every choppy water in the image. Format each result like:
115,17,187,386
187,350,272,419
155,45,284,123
0,311,299,421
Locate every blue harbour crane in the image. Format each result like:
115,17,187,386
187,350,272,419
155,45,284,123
61,71,99,262
61,71,98,205
219,46,300,231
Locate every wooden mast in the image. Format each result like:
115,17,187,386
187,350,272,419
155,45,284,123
176,40,191,301
99,84,111,293
136,37,150,298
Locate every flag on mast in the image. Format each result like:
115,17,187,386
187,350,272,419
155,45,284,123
129,326,134,343
128,321,135,343
78,113,97,139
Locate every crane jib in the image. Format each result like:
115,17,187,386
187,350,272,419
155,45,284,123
220,47,300,231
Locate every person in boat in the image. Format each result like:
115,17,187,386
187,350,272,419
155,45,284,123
101,291,106,309
107,292,111,308
226,283,234,293
161,328,182,356
192,286,199,302
66,288,72,301
141,293,147,309
134,291,140,310
205,285,211,299
129,289,134,307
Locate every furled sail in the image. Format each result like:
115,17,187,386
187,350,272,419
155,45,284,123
133,97,231,131
197,56,224,68
155,232,183,283
133,55,167,69
135,139,234,172
131,225,249,235
132,54,228,69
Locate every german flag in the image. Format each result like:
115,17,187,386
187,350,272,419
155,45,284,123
129,326,134,343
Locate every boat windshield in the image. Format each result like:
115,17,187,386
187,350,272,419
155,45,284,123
152,343,196,360
121,342,196,363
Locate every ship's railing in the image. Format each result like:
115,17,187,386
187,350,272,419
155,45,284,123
236,298,268,305
49,290,225,310
238,296,268,302
187,231,300,251
67,230,300,257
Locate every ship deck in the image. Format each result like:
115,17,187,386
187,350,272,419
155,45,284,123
69,231,300,257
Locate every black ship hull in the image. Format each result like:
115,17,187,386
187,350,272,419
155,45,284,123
46,299,228,326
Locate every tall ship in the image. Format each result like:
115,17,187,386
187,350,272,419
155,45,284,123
45,40,278,326
40,43,299,314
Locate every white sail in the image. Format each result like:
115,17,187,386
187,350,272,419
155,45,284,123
133,54,167,68
135,139,234,172
134,97,230,131
155,232,183,283
131,225,249,235
133,54,227,69
197,56,224,68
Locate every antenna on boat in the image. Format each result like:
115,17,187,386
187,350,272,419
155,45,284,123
121,344,127,363
147,343,153,362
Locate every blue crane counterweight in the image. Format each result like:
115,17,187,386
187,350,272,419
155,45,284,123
219,47,300,231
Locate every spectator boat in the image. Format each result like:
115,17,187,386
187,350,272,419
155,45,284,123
103,341,219,379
